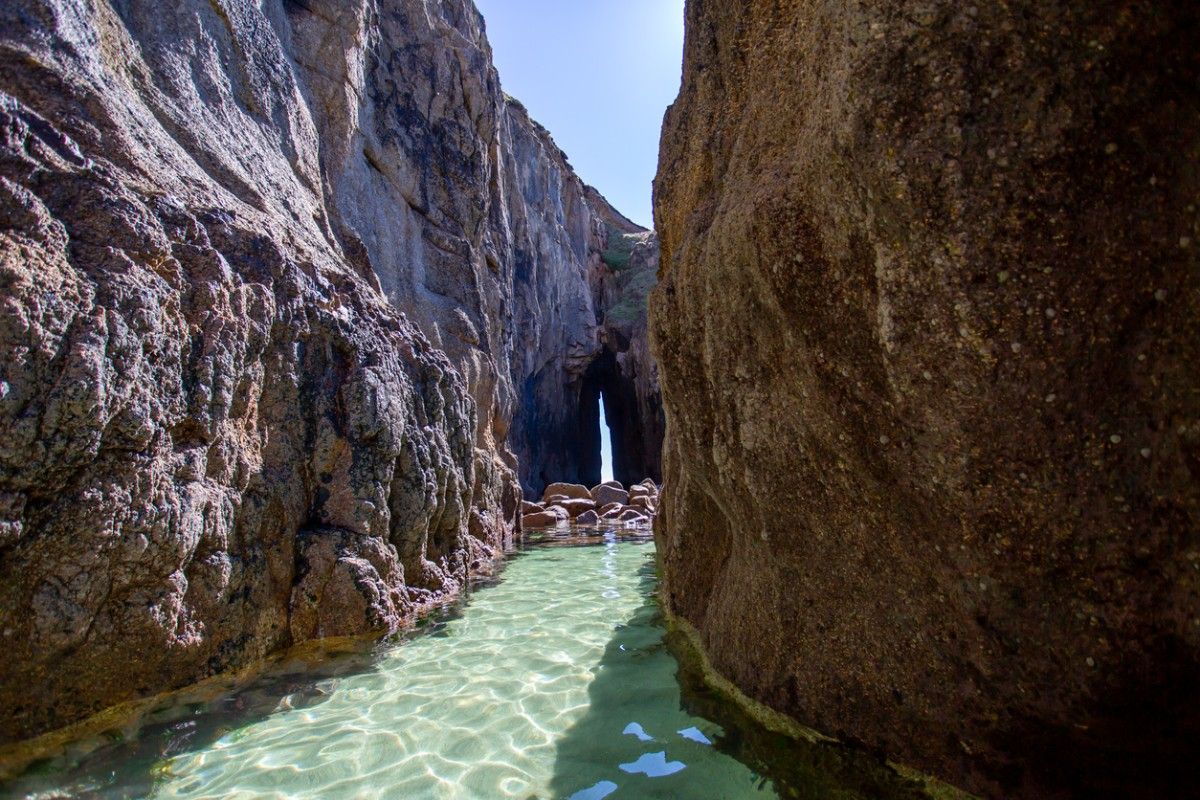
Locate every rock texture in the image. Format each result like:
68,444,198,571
0,0,657,746
521,479,658,530
652,1,1199,797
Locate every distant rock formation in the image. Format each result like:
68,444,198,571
0,0,659,745
652,1,1199,797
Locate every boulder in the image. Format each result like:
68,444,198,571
590,484,630,507
542,482,592,502
629,485,652,501
521,500,543,515
522,511,564,529
617,509,650,526
556,498,597,518
598,502,624,516
630,495,657,515
651,0,1200,795
576,510,600,525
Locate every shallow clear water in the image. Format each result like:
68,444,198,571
6,534,778,799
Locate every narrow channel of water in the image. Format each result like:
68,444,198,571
5,533,774,799
5,532,944,800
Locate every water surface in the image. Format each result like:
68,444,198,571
6,533,780,799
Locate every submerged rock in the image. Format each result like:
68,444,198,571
521,511,565,530
652,1,1199,797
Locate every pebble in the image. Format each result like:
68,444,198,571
1086,657,1095,667
1110,434,1122,444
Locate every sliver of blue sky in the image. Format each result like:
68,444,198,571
473,0,685,229
599,395,614,483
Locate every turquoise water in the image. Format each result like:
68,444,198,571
5,534,779,799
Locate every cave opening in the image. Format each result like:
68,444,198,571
599,394,615,483
579,347,652,489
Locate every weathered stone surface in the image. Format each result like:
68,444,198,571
0,0,528,745
555,498,597,519
617,509,649,526
652,1,1200,797
590,484,629,507
0,0,651,747
520,501,543,515
521,511,563,530
575,510,599,526
542,482,592,502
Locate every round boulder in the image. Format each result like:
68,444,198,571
590,484,629,507
542,482,592,502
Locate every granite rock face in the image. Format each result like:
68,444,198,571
0,0,656,745
652,1,1199,797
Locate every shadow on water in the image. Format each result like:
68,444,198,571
547,559,946,800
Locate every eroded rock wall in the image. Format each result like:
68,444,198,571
284,0,664,500
0,0,657,745
652,1,1199,797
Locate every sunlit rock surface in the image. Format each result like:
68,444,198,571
0,0,658,744
651,1,1200,797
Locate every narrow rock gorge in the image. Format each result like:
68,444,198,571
652,1,1198,798
0,0,660,745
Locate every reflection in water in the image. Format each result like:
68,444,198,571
618,751,687,777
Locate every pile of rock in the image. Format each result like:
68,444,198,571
521,480,660,529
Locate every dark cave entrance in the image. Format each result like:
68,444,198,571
579,348,648,489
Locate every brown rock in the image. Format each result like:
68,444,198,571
630,495,657,515
521,501,543,515
590,484,630,507
555,498,597,518
628,485,653,501
575,510,600,525
522,511,564,529
598,502,624,516
652,1,1200,797
0,0,656,748
542,482,592,502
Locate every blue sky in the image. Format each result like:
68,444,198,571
473,0,685,229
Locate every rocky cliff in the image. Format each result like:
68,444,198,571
0,0,658,746
652,1,1199,797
